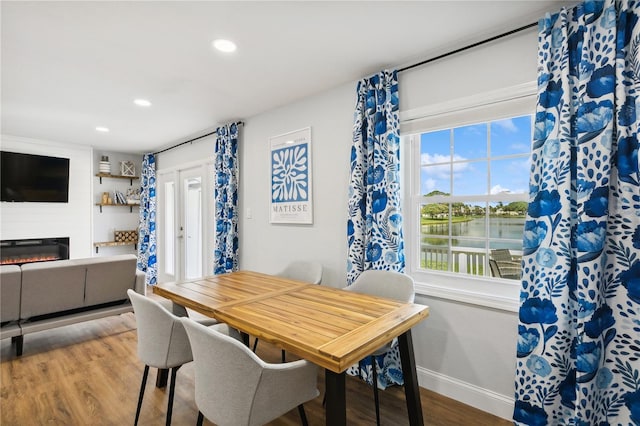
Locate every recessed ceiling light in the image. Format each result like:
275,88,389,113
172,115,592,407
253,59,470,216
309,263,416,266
212,39,237,53
134,98,152,107
95,126,110,132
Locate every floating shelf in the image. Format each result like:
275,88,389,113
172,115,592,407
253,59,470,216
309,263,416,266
96,203,140,213
94,241,138,253
95,173,139,185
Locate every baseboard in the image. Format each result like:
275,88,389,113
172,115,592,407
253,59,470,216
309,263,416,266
417,366,514,420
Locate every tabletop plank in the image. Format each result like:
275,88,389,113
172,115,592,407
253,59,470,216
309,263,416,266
318,304,429,370
286,285,398,317
153,271,308,316
241,298,354,337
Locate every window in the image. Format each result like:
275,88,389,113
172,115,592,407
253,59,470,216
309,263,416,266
416,115,531,280
402,85,536,310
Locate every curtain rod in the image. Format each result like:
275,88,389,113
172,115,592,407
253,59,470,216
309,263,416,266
153,121,244,155
153,24,537,155
398,22,538,73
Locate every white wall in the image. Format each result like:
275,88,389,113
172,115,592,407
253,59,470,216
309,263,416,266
239,87,354,286
157,28,541,420
156,88,354,287
0,135,93,258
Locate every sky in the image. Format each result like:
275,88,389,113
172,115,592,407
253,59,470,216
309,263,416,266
420,115,532,197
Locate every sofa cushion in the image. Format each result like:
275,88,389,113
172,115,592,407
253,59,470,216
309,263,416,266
83,254,137,306
1,265,22,323
20,260,86,319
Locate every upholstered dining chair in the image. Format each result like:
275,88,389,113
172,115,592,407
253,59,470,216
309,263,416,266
127,289,216,426
278,260,323,284
344,269,415,426
180,318,320,426
252,260,323,360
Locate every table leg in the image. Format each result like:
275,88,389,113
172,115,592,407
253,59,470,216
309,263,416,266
325,370,346,426
398,330,424,426
240,332,250,347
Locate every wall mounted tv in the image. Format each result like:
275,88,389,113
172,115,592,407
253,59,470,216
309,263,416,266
1,151,70,203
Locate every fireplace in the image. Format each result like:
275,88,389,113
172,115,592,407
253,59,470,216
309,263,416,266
0,237,70,266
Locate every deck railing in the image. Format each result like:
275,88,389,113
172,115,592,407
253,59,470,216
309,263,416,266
420,245,523,278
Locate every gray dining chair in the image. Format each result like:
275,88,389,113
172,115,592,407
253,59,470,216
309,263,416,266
344,269,415,426
180,318,320,426
127,289,216,426
252,260,323,360
278,260,323,284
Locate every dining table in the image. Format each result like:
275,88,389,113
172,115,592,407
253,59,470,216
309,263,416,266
153,270,430,426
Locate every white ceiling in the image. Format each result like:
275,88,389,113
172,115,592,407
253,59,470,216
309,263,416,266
1,1,571,154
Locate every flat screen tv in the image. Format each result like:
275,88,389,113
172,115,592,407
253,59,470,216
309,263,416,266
1,151,70,203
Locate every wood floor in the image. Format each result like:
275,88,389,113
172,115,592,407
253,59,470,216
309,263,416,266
0,312,511,425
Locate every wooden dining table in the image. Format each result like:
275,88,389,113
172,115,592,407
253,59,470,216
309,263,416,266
153,270,429,426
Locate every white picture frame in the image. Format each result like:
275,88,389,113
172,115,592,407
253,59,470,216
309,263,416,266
120,161,135,177
269,127,313,224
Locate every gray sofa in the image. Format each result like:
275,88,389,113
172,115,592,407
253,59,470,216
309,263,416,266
0,254,145,356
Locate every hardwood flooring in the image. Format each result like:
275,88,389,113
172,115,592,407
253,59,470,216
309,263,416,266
1,312,511,425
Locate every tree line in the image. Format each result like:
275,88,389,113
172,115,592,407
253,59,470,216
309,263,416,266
421,190,528,219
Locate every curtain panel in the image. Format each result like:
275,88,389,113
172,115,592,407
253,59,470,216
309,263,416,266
137,153,158,285
514,1,640,424
346,69,406,389
213,122,239,275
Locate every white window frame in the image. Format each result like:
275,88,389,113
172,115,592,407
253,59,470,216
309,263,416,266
401,82,537,312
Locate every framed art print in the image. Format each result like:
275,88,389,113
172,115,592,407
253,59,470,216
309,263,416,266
269,127,313,224
120,160,136,177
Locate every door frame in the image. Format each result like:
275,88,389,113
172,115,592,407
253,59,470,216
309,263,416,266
156,160,214,283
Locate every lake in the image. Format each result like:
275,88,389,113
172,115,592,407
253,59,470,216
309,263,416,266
421,217,525,249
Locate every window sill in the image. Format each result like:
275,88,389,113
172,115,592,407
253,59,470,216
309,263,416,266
412,271,520,312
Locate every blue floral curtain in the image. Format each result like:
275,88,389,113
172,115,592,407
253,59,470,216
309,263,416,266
213,122,239,274
346,70,405,389
137,153,157,285
514,1,639,424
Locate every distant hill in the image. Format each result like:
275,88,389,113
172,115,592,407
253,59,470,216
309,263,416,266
424,190,449,197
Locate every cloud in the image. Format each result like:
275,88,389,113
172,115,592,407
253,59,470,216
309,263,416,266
493,118,518,133
421,153,451,165
421,153,470,178
490,184,512,194
457,124,485,136
491,158,530,194
509,142,531,152
422,178,437,193
491,183,528,195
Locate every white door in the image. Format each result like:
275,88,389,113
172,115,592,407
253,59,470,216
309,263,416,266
157,165,209,283
182,170,202,280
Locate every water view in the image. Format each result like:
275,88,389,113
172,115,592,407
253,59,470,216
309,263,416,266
421,216,526,248
420,216,525,279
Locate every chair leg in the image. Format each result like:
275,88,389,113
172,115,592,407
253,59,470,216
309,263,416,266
281,349,286,363
12,335,23,356
297,404,309,426
252,337,259,352
156,368,169,388
197,411,204,426
166,366,180,426
135,365,150,426
371,356,381,426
